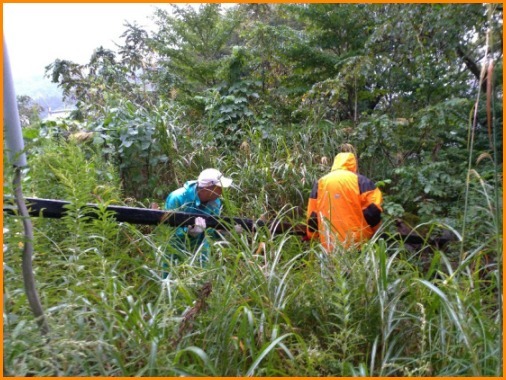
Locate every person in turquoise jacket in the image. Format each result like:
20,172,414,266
163,168,234,268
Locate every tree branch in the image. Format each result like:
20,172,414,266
456,45,487,93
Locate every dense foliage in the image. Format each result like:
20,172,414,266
4,3,502,376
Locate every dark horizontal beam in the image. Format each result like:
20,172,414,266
4,197,444,245
3,197,306,236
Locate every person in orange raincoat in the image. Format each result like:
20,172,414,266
306,149,383,251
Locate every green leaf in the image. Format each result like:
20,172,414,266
246,334,293,376
22,128,39,139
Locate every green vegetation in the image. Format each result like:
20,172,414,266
4,3,502,376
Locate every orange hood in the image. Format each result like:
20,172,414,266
331,152,357,173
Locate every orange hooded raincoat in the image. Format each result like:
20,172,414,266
306,152,383,251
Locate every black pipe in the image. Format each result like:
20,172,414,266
4,197,443,246
3,197,307,236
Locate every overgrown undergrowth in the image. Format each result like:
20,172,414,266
4,3,502,375
3,141,501,376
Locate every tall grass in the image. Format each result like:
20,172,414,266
4,118,501,376
4,217,500,375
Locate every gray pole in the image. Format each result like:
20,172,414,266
3,36,27,167
3,36,49,335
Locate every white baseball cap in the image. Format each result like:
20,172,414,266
197,168,233,188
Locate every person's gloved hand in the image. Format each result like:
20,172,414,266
188,217,206,237
234,224,244,234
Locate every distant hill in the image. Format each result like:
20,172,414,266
13,74,73,118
